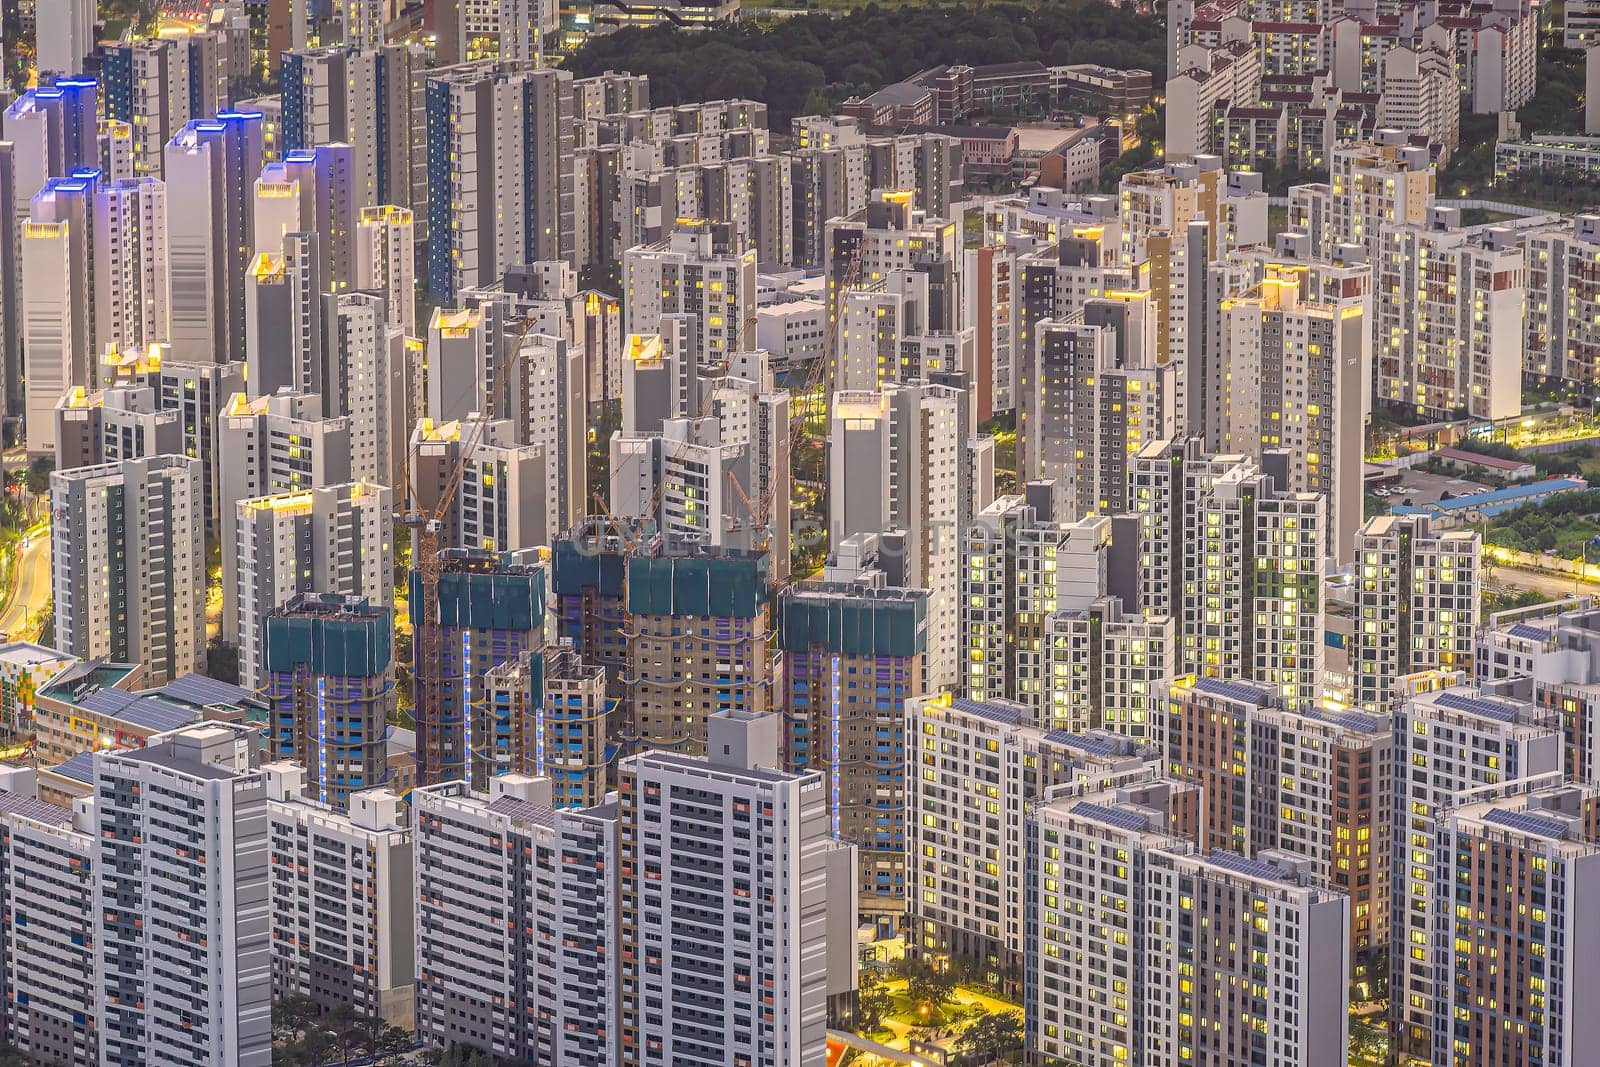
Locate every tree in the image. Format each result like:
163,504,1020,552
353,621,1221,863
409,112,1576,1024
370,1024,415,1064
273,994,320,1046
955,1010,1024,1064
325,1003,365,1064
899,958,957,1016
22,457,51,499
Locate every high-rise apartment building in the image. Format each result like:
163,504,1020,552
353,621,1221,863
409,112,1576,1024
434,0,559,64
482,643,614,807
410,549,546,787
1217,262,1368,559
0,775,96,1066
1389,673,1564,1056
624,543,772,755
1351,514,1480,710
1140,848,1349,1067
53,384,184,469
425,62,574,299
94,176,170,354
413,773,618,1062
906,692,1162,985
1376,208,1525,421
165,113,267,363
280,45,427,231
218,391,354,645
265,767,414,1025
232,482,393,694
21,171,98,455
1033,296,1175,520
1131,440,1325,710
263,594,395,811
51,455,205,687
779,576,928,928
618,710,858,1067
830,381,962,689
1525,213,1600,387
408,416,548,554
1429,782,1600,1067
622,219,757,364
324,291,411,488
102,35,232,178
94,722,272,1067
354,205,417,331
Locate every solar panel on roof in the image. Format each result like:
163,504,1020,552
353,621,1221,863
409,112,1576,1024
1069,801,1149,832
1507,623,1553,642
0,790,72,826
1043,730,1122,757
1193,678,1275,705
1308,708,1387,734
1205,850,1295,882
487,794,556,826
159,673,257,707
950,697,1025,727
1482,807,1570,840
82,690,197,733
1435,691,1520,723
47,751,97,785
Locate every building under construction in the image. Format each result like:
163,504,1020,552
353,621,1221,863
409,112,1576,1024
550,517,638,709
485,644,615,808
623,539,773,756
409,548,545,788
263,593,395,812
779,577,928,930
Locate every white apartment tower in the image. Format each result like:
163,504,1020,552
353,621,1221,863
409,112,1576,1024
622,219,758,365
412,774,620,1063
618,710,858,1067
94,723,273,1067
265,769,415,1025
94,176,170,356
218,391,354,644
1351,515,1481,710
1376,209,1525,421
830,381,963,689
355,205,417,331
231,481,394,692
325,292,410,489
408,417,547,553
51,455,205,686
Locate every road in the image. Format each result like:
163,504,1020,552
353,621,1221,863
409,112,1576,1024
0,530,50,640
1488,563,1600,603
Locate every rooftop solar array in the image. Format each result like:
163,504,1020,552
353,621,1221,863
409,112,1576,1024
487,794,557,827
1482,807,1571,840
1507,623,1553,643
46,751,97,785
159,673,260,708
81,689,196,733
1043,730,1125,757
1434,691,1521,724
1205,850,1297,883
1307,707,1388,734
1193,678,1275,705
0,790,72,826
1069,801,1150,832
950,697,1026,727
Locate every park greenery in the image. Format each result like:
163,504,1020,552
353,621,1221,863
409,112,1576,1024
565,1,1167,129
271,995,414,1066
1483,489,1600,558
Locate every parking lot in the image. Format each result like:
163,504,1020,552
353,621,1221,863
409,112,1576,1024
1368,468,1490,507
